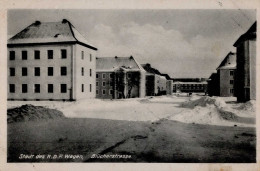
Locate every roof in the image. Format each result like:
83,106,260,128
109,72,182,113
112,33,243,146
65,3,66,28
160,73,171,80
96,56,144,72
217,52,236,70
8,19,97,50
141,63,161,75
233,21,256,47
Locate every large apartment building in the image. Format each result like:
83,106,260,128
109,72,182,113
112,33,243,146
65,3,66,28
7,19,97,101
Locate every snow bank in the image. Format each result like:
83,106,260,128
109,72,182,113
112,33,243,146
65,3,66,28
181,96,226,109
237,100,256,112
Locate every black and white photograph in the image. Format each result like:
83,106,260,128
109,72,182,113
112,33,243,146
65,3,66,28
2,1,259,169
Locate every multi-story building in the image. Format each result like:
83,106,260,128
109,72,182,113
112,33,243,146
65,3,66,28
96,56,146,99
141,63,167,96
172,78,207,93
216,52,236,97
233,21,256,102
7,19,97,101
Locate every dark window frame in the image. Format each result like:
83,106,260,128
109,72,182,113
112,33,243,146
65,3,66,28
61,49,67,59
61,84,67,93
48,84,54,93
34,67,40,76
10,51,15,60
22,51,27,60
22,67,27,76
22,84,27,93
61,67,67,76
48,50,53,59
34,50,40,59
34,84,40,93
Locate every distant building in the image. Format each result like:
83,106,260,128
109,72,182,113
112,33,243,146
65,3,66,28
161,74,173,95
7,19,97,101
96,56,146,99
173,81,207,93
141,63,167,96
233,21,256,102
216,52,236,97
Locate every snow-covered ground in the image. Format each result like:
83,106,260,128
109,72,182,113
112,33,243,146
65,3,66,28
7,94,256,127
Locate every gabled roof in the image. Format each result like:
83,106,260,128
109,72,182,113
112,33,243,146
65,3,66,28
160,73,171,80
141,63,161,75
217,52,236,70
233,21,256,47
8,19,97,50
96,56,144,72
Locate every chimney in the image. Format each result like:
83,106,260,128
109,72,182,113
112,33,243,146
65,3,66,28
34,21,41,26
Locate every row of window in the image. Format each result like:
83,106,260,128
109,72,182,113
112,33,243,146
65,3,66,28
96,73,113,79
10,50,93,61
9,50,67,60
96,81,113,87
96,89,113,95
9,84,67,93
10,67,67,76
81,68,92,77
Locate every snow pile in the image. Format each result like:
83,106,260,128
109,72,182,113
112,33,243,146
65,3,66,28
181,96,226,109
237,100,256,112
8,105,65,123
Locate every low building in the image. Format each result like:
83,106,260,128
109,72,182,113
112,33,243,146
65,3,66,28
7,19,97,101
173,81,207,93
233,21,256,102
216,52,236,97
161,74,173,95
96,56,146,99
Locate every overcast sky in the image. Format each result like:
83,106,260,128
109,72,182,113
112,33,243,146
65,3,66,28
8,9,256,78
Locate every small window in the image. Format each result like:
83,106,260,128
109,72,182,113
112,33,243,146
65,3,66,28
81,51,84,60
48,50,53,59
230,80,234,85
82,84,84,92
61,49,67,59
9,84,15,93
34,84,40,93
102,73,106,79
81,67,84,76
22,84,27,93
96,90,99,95
102,89,106,95
34,50,40,59
22,51,27,60
96,74,99,78
22,67,27,76
10,51,15,60
230,88,234,94
35,67,40,76
109,89,113,95
48,84,53,93
102,82,106,87
230,70,234,76
109,74,113,79
90,84,92,92
90,54,92,61
61,84,67,93
90,69,92,77
48,67,53,76
10,68,15,76
61,67,67,76
96,82,99,86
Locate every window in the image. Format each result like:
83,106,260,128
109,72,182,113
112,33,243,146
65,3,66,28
230,89,234,94
230,80,234,85
10,51,15,60
81,51,84,60
48,67,53,76
90,54,92,61
35,67,40,76
96,90,99,95
34,84,40,93
34,50,40,59
109,89,113,95
61,67,67,76
61,49,67,59
22,84,27,93
48,84,53,93
22,51,27,60
48,50,53,59
22,67,27,76
102,82,106,87
61,84,67,93
230,70,234,76
81,67,84,76
9,84,15,93
109,74,113,79
96,82,99,86
96,74,99,78
82,84,84,92
102,89,106,95
110,81,113,86
10,68,15,76
90,69,92,77
102,73,106,79
90,84,92,92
